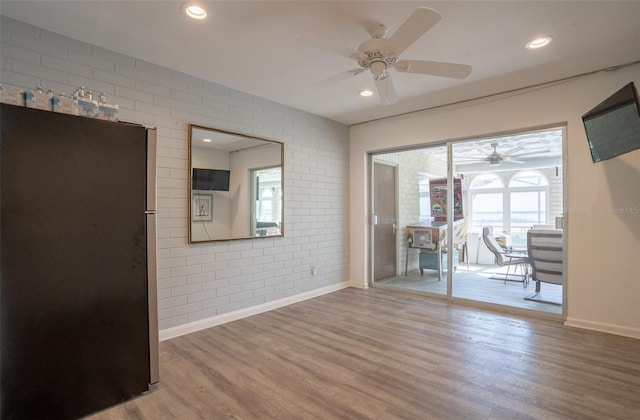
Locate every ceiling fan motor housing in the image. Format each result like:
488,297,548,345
355,37,398,73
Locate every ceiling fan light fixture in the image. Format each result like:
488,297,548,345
369,61,386,75
526,36,553,50
359,89,374,97
182,3,207,20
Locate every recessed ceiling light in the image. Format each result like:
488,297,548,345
183,3,207,20
526,36,553,50
359,89,374,97
203,138,212,142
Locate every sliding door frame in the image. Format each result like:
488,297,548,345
367,124,568,321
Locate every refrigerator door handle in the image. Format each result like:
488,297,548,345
146,128,159,385
147,213,159,384
147,128,157,212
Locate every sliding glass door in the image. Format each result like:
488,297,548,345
450,128,564,314
370,127,565,317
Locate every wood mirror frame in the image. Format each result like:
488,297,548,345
188,124,284,243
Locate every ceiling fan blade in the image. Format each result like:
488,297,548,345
502,146,524,156
375,74,397,106
509,149,551,157
312,68,365,89
473,146,491,156
389,7,441,56
454,156,485,161
395,59,472,79
454,159,486,163
295,34,362,59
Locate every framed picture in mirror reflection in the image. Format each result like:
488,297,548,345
192,193,213,222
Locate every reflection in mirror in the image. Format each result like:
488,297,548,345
251,167,282,236
189,124,284,243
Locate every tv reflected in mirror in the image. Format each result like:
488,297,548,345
192,168,231,191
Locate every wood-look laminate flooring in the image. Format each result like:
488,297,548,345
89,288,640,420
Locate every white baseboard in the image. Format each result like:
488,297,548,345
159,282,350,341
564,317,640,339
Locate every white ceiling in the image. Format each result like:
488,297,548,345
191,126,273,152
1,1,639,126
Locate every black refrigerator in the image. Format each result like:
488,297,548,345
0,103,159,419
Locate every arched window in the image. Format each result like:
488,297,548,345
508,170,549,188
468,171,550,246
469,173,504,233
470,173,504,189
508,171,549,245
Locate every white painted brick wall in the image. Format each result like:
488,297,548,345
1,16,350,330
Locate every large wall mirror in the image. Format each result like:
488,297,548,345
189,124,284,243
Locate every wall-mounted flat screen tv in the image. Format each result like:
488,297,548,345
582,81,640,163
192,168,231,191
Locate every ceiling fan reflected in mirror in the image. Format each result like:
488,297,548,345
296,7,472,105
456,143,552,167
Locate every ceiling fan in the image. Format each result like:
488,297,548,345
297,7,472,105
456,143,551,167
